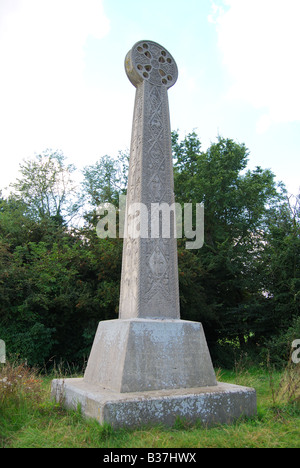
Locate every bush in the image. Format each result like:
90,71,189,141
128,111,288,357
262,316,300,367
0,322,56,367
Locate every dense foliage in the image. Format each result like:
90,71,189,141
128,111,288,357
0,133,299,368
172,132,299,366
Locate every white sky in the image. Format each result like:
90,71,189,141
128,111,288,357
0,0,299,196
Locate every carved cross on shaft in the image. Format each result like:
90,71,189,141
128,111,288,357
119,40,180,320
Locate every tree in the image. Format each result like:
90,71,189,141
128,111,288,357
172,131,288,363
80,152,129,231
1,134,297,368
0,169,123,366
261,195,300,339
11,149,79,224
81,152,129,206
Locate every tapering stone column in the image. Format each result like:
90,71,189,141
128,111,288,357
120,40,180,320
51,40,256,428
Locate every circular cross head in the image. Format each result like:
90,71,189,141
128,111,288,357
125,40,178,89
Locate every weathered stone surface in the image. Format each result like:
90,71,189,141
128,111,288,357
120,40,179,320
51,39,257,427
83,319,217,392
51,378,257,428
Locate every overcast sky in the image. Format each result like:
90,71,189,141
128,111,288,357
0,0,299,196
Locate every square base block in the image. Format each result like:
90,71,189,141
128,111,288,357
51,378,257,428
83,319,217,392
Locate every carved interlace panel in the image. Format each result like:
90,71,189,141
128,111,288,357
119,40,179,319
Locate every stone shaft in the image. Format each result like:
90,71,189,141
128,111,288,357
119,40,179,320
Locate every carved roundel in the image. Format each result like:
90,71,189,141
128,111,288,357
125,40,178,89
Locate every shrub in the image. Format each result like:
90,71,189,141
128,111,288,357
262,316,300,367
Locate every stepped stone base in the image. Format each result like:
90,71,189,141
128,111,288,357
51,378,257,428
51,319,256,428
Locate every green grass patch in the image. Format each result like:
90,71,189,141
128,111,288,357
0,361,299,448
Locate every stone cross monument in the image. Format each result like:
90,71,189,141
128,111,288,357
52,40,256,427
119,40,180,321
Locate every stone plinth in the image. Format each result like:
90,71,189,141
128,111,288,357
83,319,217,392
51,378,256,428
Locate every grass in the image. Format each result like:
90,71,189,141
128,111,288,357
0,360,299,448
